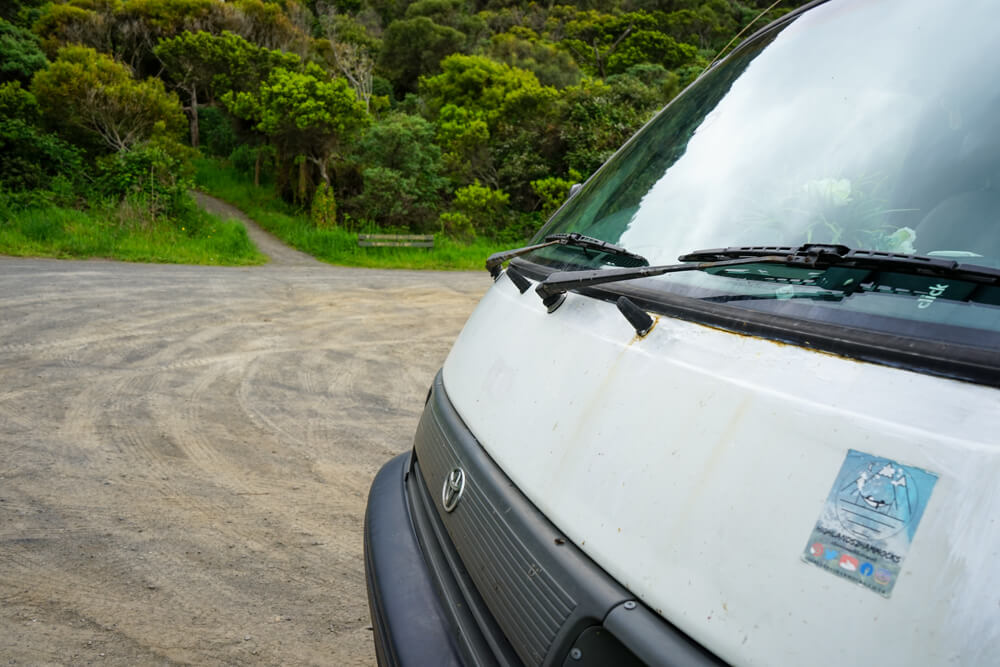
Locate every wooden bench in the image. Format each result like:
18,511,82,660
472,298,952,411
357,234,434,248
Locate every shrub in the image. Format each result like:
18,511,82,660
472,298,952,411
439,211,475,242
199,105,237,158
97,143,193,221
311,182,337,228
453,181,509,239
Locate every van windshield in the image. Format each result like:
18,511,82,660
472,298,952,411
531,0,1000,351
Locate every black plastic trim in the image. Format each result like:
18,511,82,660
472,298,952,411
604,601,721,667
363,452,464,667
512,258,1000,387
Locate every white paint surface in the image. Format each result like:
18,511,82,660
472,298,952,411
442,274,1000,666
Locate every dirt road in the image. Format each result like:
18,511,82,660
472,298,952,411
0,202,492,665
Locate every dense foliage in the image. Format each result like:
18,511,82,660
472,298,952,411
2,0,809,248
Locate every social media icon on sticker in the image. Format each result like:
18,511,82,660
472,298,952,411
839,554,859,571
859,562,874,577
809,542,824,558
823,549,839,561
874,568,892,585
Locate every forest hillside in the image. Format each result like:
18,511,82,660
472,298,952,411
0,0,809,254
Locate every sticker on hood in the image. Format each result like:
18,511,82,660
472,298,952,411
803,449,938,597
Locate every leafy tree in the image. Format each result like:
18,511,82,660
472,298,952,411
486,29,580,88
606,29,696,74
1,0,47,27
422,55,559,204
378,16,466,96
224,64,369,203
230,0,308,53
404,0,487,47
452,180,509,239
154,30,221,148
531,170,581,219
0,18,47,84
348,113,447,229
558,75,658,176
0,78,39,122
33,3,113,59
318,11,380,111
560,10,662,78
435,103,491,183
198,104,238,157
420,54,549,125
34,0,236,76
0,81,82,192
31,45,185,154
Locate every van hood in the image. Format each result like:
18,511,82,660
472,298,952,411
442,276,1000,666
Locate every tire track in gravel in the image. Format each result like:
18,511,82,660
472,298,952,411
0,223,492,665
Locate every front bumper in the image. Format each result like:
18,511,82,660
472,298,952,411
363,450,464,667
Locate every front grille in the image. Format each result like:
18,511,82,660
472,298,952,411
415,406,575,665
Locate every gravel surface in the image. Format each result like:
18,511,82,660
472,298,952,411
0,199,492,665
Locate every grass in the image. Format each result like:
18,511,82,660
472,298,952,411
0,200,266,265
193,157,508,271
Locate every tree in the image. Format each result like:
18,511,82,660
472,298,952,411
606,30,697,74
0,18,47,84
420,54,550,126
318,11,380,111
421,55,560,203
230,0,308,54
404,0,487,47
557,71,668,177
206,31,302,184
224,64,369,203
31,45,185,154
154,31,219,148
560,10,660,78
487,29,581,89
0,81,82,193
377,16,466,96
452,181,510,240
348,113,447,229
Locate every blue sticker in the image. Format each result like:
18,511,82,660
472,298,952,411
802,449,938,597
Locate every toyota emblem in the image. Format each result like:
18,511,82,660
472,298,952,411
441,468,466,512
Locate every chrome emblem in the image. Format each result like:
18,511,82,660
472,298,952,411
441,468,466,513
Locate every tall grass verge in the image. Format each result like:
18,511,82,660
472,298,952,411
0,198,265,265
194,157,509,271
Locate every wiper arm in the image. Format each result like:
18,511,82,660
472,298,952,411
535,243,1000,311
679,243,1000,282
485,232,648,280
535,255,786,311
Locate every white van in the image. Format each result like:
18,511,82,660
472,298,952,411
364,0,1000,664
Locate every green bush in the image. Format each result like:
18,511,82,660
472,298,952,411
199,105,238,158
438,211,475,243
229,143,275,183
453,181,510,239
311,182,337,228
0,81,82,193
96,143,192,220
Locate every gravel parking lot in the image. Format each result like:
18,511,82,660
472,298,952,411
0,200,491,665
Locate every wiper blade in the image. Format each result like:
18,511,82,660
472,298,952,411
485,232,648,280
535,243,1000,311
535,255,785,310
679,243,1000,282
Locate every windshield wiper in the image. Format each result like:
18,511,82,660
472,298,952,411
485,232,648,280
535,243,1000,311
